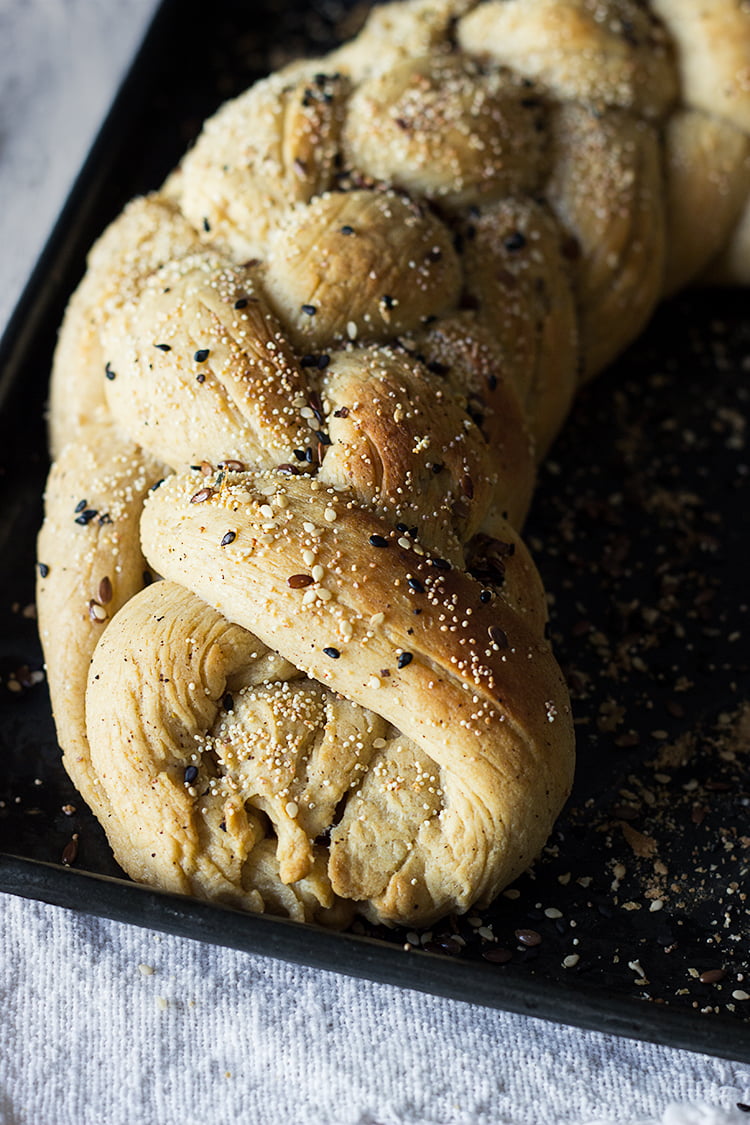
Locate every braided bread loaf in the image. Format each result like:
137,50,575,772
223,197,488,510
37,0,750,927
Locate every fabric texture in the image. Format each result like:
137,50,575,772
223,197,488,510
1,892,749,1125
1,3,749,1123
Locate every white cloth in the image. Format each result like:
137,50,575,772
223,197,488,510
1,4,749,1123
1,892,749,1125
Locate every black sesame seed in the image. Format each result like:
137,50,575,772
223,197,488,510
407,577,424,594
301,304,317,316
184,765,199,785
155,343,171,352
301,354,317,367
430,557,451,571
479,589,492,603
408,526,418,539
323,647,341,659
98,513,112,525
315,430,332,445
504,231,526,252
397,652,413,669
234,298,248,309
194,349,210,363
305,447,314,463
431,462,445,474
369,534,389,548
151,479,164,491
74,499,87,513
396,522,409,533
196,373,205,383
202,217,211,232
381,294,396,309
38,563,49,578
75,509,98,526
220,531,236,546
318,354,330,369
340,225,354,235
293,449,307,461
223,692,234,712
105,362,116,381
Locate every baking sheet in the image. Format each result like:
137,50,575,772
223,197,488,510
1,0,749,1061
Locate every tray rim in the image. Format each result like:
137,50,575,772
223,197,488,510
2,853,748,1063
1,0,748,1065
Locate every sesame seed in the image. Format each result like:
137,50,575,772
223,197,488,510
220,531,236,546
37,563,49,578
407,578,424,594
311,565,324,582
301,304,317,316
154,343,171,352
346,321,358,340
367,675,381,689
398,652,413,669
285,801,299,818
88,601,107,624
194,349,210,363
105,362,116,381
259,504,274,518
323,647,340,659
184,765,198,785
324,508,337,522
340,225,354,235
234,298,248,309
369,534,389,548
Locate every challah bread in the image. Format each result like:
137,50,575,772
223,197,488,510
37,0,750,927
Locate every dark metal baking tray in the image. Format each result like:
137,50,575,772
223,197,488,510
1,0,749,1063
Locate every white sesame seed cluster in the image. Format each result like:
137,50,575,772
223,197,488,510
37,0,750,927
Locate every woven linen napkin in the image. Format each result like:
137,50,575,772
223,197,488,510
0,891,748,1125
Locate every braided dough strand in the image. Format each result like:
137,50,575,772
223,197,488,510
37,0,750,926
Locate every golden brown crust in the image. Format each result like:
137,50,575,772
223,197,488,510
457,0,678,120
663,109,750,295
36,0,750,928
36,426,163,811
546,104,665,382
651,0,750,134
136,469,572,922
